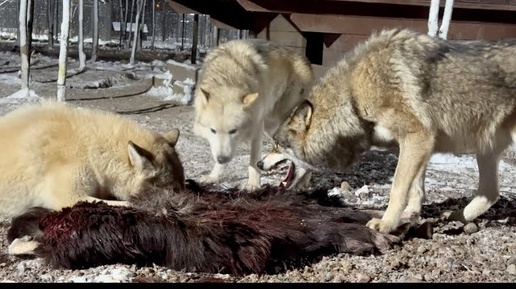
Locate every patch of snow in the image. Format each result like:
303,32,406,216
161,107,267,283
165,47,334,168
147,86,174,99
68,267,135,283
354,185,370,196
327,187,342,197
166,59,198,70
0,73,21,85
0,89,41,104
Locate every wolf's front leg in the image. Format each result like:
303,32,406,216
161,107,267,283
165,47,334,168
367,132,433,233
245,126,263,191
199,163,226,184
402,164,427,221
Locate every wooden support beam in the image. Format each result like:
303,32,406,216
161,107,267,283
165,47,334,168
290,13,516,39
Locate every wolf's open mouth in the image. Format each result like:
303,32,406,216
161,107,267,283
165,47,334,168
279,162,296,189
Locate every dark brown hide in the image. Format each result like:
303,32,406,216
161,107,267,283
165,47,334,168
7,182,404,275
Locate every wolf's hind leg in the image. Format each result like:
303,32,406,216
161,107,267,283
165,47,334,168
367,131,434,233
443,152,500,223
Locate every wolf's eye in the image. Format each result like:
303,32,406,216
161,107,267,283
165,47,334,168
228,129,237,134
210,128,216,134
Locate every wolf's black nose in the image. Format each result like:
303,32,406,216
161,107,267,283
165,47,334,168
257,161,264,170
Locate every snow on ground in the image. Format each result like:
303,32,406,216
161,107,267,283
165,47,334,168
0,88,40,104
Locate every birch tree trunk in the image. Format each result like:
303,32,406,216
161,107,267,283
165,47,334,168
438,0,454,40
151,0,155,50
90,0,99,62
16,0,21,48
19,0,29,90
19,0,34,92
78,0,86,70
57,0,71,102
427,0,440,37
129,0,144,64
138,0,146,50
128,0,135,47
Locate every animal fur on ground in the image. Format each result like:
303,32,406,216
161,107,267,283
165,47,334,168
269,28,516,233
7,181,414,276
193,39,314,191
0,101,185,218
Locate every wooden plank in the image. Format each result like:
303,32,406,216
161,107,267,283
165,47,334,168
327,0,516,11
270,31,307,47
290,13,516,39
269,14,298,32
166,0,199,13
236,0,269,12
237,0,516,12
324,34,369,51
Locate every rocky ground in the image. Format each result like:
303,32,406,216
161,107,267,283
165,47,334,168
0,51,515,283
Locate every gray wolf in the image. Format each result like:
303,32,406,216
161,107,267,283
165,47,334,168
0,101,185,218
192,39,314,191
270,28,516,233
7,182,407,275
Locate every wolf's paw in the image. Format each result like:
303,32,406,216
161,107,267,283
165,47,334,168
243,181,261,192
441,210,467,223
366,218,397,234
199,174,220,185
8,236,38,256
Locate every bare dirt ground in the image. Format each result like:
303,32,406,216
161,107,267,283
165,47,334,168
0,52,515,283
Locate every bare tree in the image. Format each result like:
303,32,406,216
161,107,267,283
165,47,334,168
427,0,454,40
130,0,144,64
427,0,439,37
123,0,129,48
18,0,34,92
57,0,71,102
118,0,124,47
180,14,185,49
90,0,99,62
78,0,86,70
439,0,454,39
151,0,155,50
46,0,54,47
128,0,135,47
138,0,146,50
53,0,59,44
191,14,199,64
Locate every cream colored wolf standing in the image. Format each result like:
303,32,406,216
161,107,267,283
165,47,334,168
268,28,516,233
193,39,313,190
0,101,185,218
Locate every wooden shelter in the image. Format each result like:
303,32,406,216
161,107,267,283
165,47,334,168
167,0,516,77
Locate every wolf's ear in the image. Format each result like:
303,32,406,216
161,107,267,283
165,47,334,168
128,141,154,171
288,100,313,132
242,93,259,107
163,128,180,147
199,88,211,106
